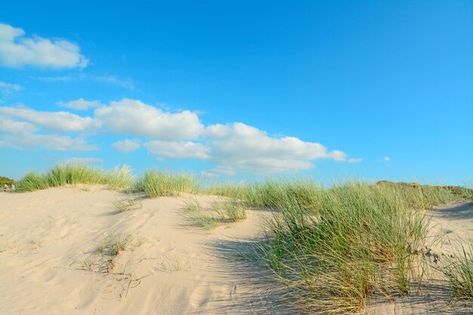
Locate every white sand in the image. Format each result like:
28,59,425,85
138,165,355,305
0,187,286,315
1,188,472,314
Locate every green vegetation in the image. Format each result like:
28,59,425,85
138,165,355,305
182,199,247,229
9,165,473,311
15,164,133,192
0,176,15,186
441,243,473,299
224,181,464,314
96,234,130,272
139,170,195,197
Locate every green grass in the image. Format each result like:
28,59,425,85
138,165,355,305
15,164,133,192
441,243,473,299
244,181,463,314
139,170,196,197
182,199,220,230
182,199,247,229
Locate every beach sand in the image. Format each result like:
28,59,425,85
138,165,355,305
0,187,291,315
0,187,472,314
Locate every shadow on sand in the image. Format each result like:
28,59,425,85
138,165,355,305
204,238,302,315
433,202,473,221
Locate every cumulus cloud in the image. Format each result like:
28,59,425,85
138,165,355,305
0,116,37,134
59,98,103,111
0,98,358,173
95,99,203,140
112,139,141,153
0,106,97,132
204,123,347,174
145,140,209,159
0,115,95,151
0,23,88,68
0,133,95,151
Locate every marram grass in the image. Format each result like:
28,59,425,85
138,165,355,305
441,243,473,299
16,164,133,192
139,170,196,197
241,181,464,314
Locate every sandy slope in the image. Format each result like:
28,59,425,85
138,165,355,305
1,188,472,315
366,202,473,315
0,187,287,315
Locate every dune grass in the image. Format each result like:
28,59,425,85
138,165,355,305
139,170,196,197
182,199,247,230
231,181,463,314
15,164,134,192
441,243,473,299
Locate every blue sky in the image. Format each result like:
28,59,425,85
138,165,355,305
0,0,472,184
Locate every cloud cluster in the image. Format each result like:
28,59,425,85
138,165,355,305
0,23,88,69
0,98,358,174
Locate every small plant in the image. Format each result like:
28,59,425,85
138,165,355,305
441,243,473,299
96,234,130,272
214,200,247,222
113,197,142,214
182,199,220,230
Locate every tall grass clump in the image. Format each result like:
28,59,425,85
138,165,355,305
140,170,195,197
16,172,49,191
207,180,323,211
16,164,133,192
255,182,442,314
441,243,473,299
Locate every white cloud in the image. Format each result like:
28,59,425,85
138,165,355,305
0,133,95,151
204,123,346,174
112,139,141,153
0,116,37,134
95,99,203,140
0,106,97,132
0,23,88,69
59,98,102,111
145,140,209,159
0,81,22,93
384,156,391,162
0,98,358,173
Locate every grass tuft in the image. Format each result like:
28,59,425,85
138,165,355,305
15,164,133,192
441,243,473,299
140,170,195,198
182,199,247,229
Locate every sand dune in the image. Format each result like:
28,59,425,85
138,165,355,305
1,188,472,314
0,187,287,315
